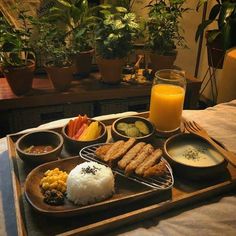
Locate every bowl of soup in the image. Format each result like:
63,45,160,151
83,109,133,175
16,130,63,165
164,133,228,180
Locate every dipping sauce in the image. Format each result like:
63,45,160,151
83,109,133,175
168,139,224,167
24,145,54,154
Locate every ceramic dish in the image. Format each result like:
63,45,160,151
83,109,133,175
25,157,161,217
62,119,107,155
164,133,228,180
111,116,155,142
16,130,63,165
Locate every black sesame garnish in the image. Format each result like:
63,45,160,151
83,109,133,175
81,165,100,175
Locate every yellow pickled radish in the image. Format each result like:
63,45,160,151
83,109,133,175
79,121,101,141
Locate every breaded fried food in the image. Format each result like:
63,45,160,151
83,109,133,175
135,148,163,176
125,144,154,175
105,138,136,165
104,140,125,162
143,161,167,178
118,142,145,169
95,144,113,161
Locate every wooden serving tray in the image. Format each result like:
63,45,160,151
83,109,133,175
7,113,236,236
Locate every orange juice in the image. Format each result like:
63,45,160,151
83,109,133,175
149,84,185,132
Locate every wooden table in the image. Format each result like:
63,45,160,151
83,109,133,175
0,72,201,137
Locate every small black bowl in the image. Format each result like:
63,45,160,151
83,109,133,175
163,133,228,180
62,119,108,155
111,116,155,142
16,130,63,165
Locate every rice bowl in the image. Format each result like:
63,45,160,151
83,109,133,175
66,161,115,205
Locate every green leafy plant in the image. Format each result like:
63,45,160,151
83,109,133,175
0,9,34,67
195,0,236,50
146,0,188,55
95,5,140,59
47,0,96,53
31,17,74,67
115,0,137,11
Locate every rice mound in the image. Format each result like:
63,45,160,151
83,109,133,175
66,161,115,205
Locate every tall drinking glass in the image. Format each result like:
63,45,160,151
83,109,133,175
149,69,186,134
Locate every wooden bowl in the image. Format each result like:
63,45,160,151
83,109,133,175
111,116,155,142
62,119,108,155
163,133,228,180
16,130,63,165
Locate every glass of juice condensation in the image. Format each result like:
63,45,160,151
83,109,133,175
149,69,186,135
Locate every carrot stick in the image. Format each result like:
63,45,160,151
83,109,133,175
67,120,74,137
71,118,78,137
74,115,83,134
73,123,88,140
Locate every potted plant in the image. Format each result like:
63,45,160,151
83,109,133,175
0,10,35,96
195,0,236,69
95,4,140,84
48,0,96,76
32,17,74,91
146,0,188,72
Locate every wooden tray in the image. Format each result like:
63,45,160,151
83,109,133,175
7,113,236,236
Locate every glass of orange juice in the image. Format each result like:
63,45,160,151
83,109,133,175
149,69,186,134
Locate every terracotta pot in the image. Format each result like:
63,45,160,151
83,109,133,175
2,60,35,96
73,49,94,76
149,52,177,73
96,57,125,84
45,64,74,91
206,31,225,69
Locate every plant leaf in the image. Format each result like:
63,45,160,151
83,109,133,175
56,0,72,8
195,19,213,42
207,30,221,43
115,7,127,13
222,23,231,50
208,4,221,20
218,2,235,29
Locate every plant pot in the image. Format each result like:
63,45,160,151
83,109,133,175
96,57,125,84
73,49,94,76
2,60,35,96
45,64,74,91
149,52,177,73
206,31,225,69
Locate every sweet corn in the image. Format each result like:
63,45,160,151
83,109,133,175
40,168,68,193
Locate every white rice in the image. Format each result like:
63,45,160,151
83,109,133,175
66,161,115,205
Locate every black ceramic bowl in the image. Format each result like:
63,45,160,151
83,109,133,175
16,130,63,165
62,119,108,155
163,133,228,180
111,116,155,142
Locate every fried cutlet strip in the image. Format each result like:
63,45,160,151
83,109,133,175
125,144,154,175
143,161,167,178
118,142,146,169
104,140,125,162
106,138,136,165
135,148,163,176
95,144,113,161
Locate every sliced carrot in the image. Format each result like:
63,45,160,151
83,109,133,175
74,115,83,135
71,119,78,137
67,120,74,137
73,123,88,140
82,115,88,124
